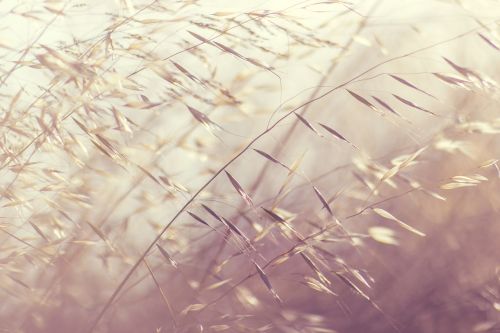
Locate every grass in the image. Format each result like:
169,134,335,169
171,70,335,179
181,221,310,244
0,0,499,332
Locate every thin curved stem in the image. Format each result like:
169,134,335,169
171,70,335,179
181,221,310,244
84,24,487,333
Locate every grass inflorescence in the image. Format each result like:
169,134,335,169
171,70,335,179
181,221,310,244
0,1,499,332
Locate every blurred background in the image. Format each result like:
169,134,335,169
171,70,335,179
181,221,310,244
0,0,499,332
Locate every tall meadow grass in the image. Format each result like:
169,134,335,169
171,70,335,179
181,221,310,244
0,1,499,332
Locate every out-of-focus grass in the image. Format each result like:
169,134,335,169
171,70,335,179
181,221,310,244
0,1,499,332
